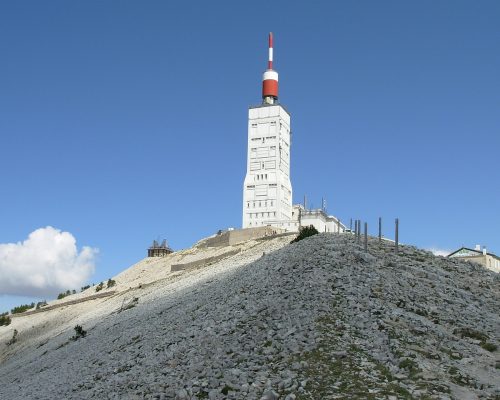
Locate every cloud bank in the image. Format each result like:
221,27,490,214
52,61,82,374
0,227,97,297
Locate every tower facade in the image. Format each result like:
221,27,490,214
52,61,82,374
242,33,293,230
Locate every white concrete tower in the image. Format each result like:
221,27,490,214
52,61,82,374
242,33,293,230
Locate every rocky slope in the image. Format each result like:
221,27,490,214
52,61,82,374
0,233,498,399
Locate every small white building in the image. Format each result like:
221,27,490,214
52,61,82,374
447,245,500,273
292,205,346,233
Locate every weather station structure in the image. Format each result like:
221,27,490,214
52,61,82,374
242,33,295,231
147,239,173,258
241,33,345,234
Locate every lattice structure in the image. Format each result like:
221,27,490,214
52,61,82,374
147,240,173,257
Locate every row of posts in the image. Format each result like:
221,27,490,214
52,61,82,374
350,217,399,254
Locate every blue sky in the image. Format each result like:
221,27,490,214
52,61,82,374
1,1,499,311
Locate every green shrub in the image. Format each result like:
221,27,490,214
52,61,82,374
36,301,47,310
453,327,488,342
57,289,77,300
481,342,497,352
291,225,319,243
71,325,87,340
0,314,11,326
57,291,71,300
11,303,35,314
7,329,18,345
81,285,90,292
107,278,116,289
95,282,104,292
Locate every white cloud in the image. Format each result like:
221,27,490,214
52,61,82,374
0,227,97,297
428,247,451,257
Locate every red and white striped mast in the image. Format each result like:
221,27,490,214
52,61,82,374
262,32,279,104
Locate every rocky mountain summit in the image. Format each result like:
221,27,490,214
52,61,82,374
0,233,498,399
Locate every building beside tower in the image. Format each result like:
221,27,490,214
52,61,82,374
242,33,346,234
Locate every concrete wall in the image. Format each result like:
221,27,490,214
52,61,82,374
170,249,241,272
11,291,116,318
203,226,285,248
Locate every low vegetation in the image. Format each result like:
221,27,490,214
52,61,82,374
11,303,35,314
7,329,18,346
36,300,47,309
291,225,319,243
71,325,87,341
0,313,11,326
480,342,498,352
454,327,497,352
57,289,77,300
95,279,116,292
81,285,91,292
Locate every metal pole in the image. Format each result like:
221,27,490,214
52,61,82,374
357,220,361,244
395,218,399,254
364,222,368,251
378,217,382,244
350,218,352,233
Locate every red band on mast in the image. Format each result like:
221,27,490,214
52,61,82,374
262,32,278,100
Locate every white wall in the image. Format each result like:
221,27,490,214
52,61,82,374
242,104,292,230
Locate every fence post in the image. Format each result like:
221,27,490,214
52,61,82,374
395,218,399,255
378,217,382,244
357,220,361,244
350,218,353,233
364,222,368,251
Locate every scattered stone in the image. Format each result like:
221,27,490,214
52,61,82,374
0,234,498,399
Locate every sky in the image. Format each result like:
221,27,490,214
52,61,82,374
1,1,499,311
